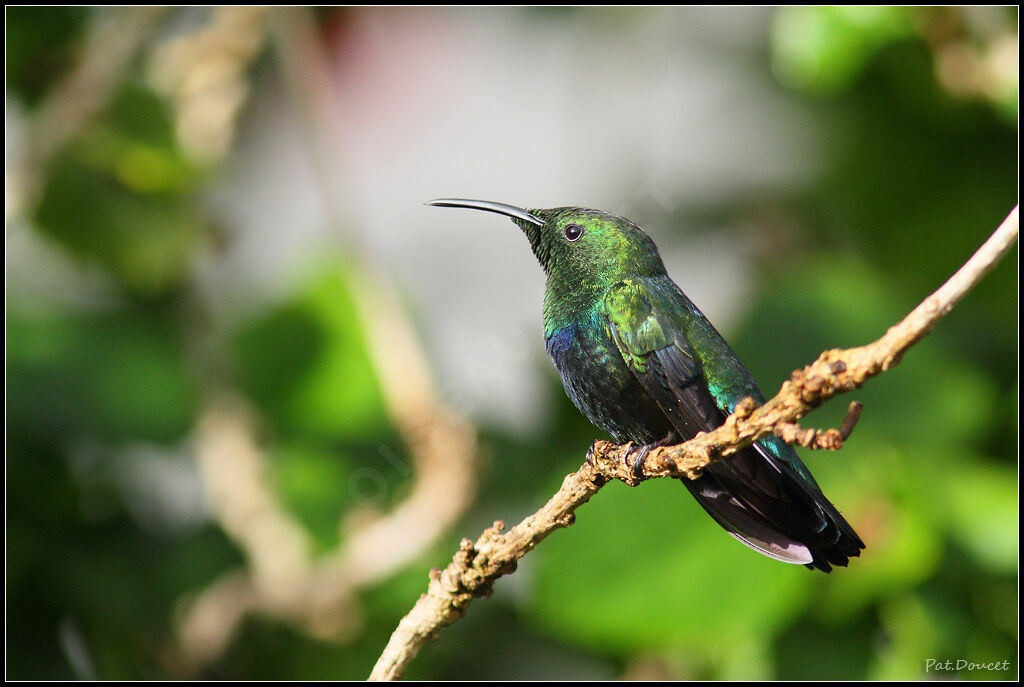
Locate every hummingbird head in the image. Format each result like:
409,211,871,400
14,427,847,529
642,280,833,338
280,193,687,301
427,199,667,285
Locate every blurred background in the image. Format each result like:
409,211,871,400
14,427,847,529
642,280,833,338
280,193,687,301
5,6,1018,680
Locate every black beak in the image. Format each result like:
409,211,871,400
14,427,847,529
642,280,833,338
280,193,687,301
426,198,544,226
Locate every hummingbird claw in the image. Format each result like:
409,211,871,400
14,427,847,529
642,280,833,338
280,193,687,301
627,432,676,481
631,444,653,481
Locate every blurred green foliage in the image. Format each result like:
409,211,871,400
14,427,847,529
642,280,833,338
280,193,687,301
5,6,88,104
6,6,1018,681
35,84,205,295
233,265,388,443
772,6,915,93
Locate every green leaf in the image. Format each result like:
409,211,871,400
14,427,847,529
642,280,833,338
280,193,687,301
771,6,913,93
233,262,388,442
269,442,353,552
34,153,203,296
32,83,203,295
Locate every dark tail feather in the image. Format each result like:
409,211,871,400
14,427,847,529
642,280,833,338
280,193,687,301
679,443,864,573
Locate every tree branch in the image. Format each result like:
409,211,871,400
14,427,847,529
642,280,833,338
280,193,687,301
368,204,1018,681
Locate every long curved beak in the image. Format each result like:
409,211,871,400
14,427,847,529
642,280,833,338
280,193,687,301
426,198,544,226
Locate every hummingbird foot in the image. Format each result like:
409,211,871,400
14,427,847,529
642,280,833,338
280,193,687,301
627,433,678,481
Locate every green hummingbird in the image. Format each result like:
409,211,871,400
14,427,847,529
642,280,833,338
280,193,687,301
428,198,864,572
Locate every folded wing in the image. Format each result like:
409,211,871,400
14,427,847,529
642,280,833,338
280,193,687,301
604,279,864,571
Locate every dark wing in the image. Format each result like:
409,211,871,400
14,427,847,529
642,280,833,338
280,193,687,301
604,279,864,571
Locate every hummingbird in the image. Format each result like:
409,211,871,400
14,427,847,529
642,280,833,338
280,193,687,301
428,199,864,572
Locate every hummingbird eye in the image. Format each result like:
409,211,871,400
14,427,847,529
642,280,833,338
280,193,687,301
563,223,584,242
